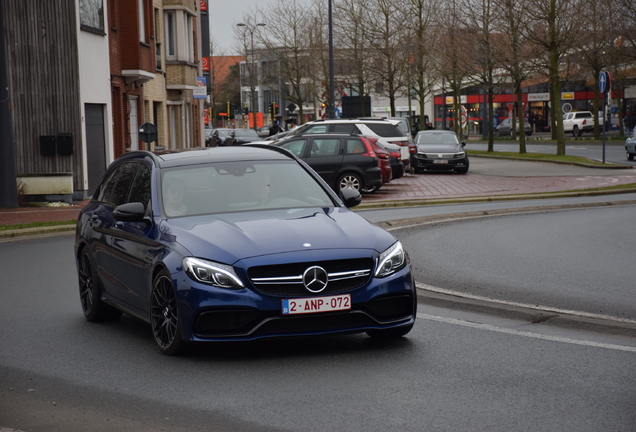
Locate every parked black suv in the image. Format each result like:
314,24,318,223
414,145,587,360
275,134,383,194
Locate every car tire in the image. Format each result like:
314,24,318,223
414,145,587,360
337,173,363,192
78,248,122,322
151,269,186,356
628,152,635,161
366,323,413,339
361,184,380,193
455,158,469,174
573,125,580,137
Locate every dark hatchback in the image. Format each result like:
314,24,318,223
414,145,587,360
275,134,383,194
411,130,469,174
75,146,416,355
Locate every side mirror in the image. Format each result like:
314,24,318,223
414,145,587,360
113,202,150,224
461,141,466,147
340,188,362,208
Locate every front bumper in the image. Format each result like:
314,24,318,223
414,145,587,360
173,262,415,342
412,155,468,171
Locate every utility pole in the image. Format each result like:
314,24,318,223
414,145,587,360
0,0,19,209
328,0,335,119
237,22,266,131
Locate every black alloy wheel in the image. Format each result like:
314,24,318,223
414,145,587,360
627,151,634,161
151,270,185,355
78,249,122,322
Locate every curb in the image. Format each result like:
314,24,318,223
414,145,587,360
467,153,633,169
0,224,75,240
355,188,636,210
415,286,636,338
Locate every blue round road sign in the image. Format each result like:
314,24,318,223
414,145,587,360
599,71,611,94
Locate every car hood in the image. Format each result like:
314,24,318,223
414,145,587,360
415,143,463,153
163,207,395,264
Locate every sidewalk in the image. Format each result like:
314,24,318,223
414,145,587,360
1,157,635,230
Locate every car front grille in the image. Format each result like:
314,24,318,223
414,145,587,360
248,258,373,296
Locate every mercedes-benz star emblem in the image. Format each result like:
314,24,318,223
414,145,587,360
302,266,328,293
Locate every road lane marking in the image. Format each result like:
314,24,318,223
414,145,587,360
416,312,636,352
416,282,636,327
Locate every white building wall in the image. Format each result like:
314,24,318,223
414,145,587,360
76,0,114,191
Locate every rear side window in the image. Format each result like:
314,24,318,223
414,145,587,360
575,112,592,118
309,139,341,157
345,139,365,154
365,123,405,137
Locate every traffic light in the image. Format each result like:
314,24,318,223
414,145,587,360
274,103,279,116
243,103,249,114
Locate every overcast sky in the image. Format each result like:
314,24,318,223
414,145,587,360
208,0,271,55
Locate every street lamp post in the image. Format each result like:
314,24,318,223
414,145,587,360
237,22,266,130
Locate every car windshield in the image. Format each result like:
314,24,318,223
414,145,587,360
416,133,459,145
216,130,231,138
365,123,406,137
160,160,335,217
234,129,260,138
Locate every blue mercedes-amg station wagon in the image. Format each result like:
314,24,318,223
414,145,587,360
75,146,416,355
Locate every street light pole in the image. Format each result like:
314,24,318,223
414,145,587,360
328,0,335,119
237,22,266,130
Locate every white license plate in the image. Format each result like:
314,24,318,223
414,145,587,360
282,294,351,315
433,160,448,164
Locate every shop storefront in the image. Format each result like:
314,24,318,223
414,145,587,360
433,89,625,134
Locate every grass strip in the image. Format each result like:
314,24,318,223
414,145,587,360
0,220,76,231
466,150,618,166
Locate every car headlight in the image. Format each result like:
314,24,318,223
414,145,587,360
455,152,466,158
375,241,406,277
183,257,244,289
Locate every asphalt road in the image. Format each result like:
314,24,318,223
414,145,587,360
1,234,635,432
465,141,636,167
394,205,636,321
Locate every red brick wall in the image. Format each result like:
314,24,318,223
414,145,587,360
108,0,155,158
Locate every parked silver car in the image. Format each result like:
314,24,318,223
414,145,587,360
495,118,532,136
626,128,636,161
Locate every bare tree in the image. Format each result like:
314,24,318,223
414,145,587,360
525,0,583,154
257,0,316,124
364,0,408,116
333,0,375,117
433,0,475,136
493,0,539,153
459,0,499,150
403,0,438,133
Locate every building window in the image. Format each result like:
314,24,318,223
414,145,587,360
139,0,146,43
165,11,176,59
164,9,196,62
79,0,104,32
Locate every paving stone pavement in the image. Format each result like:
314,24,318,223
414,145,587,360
1,159,635,227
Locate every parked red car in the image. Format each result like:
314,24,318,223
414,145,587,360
363,136,392,193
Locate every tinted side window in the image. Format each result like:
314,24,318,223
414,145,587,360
95,168,118,202
128,164,151,207
365,123,405,137
309,139,341,157
576,112,592,118
102,162,138,207
280,139,308,157
332,124,359,133
304,125,329,134
345,139,365,154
